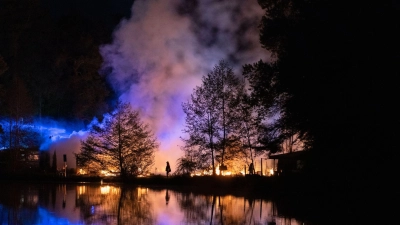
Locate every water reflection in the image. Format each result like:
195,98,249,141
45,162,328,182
0,182,306,225
165,189,170,205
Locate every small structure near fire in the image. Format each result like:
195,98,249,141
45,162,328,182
268,150,308,175
0,147,40,173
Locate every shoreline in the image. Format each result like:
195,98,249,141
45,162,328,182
0,173,374,196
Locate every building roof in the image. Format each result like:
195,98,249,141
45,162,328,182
268,150,309,159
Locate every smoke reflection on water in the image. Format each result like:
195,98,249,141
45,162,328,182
0,183,307,225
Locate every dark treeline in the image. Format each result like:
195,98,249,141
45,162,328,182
255,0,399,189
0,0,134,123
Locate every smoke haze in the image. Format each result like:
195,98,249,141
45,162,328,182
20,0,269,172
100,0,270,172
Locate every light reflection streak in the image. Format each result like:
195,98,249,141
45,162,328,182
100,185,110,195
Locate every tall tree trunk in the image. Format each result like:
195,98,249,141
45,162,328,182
221,90,226,171
208,111,216,176
118,117,124,178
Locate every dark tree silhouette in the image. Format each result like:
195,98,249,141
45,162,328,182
77,102,158,178
52,150,57,172
174,157,196,176
182,61,243,175
256,0,399,186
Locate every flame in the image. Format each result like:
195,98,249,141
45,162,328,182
78,169,86,175
100,170,117,177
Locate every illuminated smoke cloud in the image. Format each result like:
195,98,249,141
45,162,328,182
100,0,269,171
36,118,87,169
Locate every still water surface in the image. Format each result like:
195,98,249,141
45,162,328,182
0,182,308,225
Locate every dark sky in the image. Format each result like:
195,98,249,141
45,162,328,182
42,0,135,42
43,0,134,19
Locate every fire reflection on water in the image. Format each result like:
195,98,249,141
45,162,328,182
0,183,307,225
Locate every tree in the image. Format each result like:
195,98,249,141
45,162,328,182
174,156,197,176
182,61,243,175
0,75,41,171
213,61,243,169
77,102,158,178
181,84,218,175
0,76,36,148
242,60,290,154
39,151,51,171
256,0,399,184
235,90,264,165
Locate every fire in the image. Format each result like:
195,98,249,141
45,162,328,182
269,168,274,176
78,169,86,175
100,170,117,177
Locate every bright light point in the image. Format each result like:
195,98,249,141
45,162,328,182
100,186,110,195
78,169,86,175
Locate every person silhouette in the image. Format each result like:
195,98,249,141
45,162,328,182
249,162,254,175
166,161,171,177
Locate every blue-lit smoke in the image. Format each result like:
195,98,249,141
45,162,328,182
33,118,87,151
35,119,88,169
0,118,88,168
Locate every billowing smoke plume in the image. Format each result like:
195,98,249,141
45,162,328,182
100,0,269,171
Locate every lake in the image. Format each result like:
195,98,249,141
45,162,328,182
0,181,338,224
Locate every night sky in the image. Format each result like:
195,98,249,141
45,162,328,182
1,0,269,171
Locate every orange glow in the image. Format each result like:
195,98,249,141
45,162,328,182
100,170,117,177
269,168,274,176
78,168,86,175
78,186,86,196
100,185,110,195
190,169,244,176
